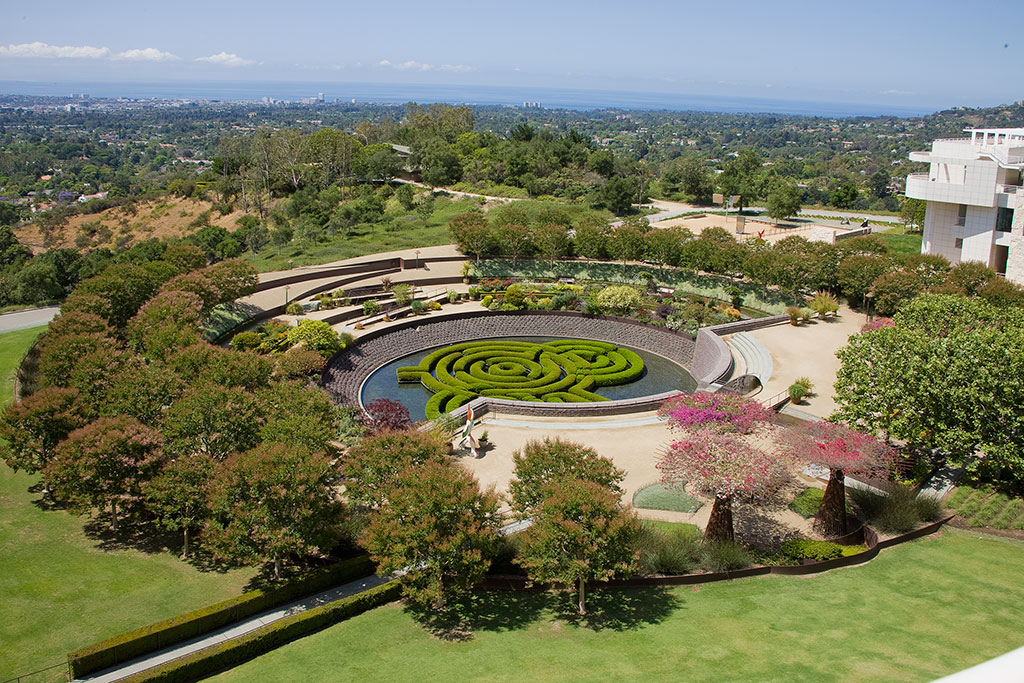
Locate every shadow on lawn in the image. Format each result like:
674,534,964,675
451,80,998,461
405,585,681,641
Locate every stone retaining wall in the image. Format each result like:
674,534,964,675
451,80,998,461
321,311,697,407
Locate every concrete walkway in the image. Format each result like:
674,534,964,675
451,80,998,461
76,574,390,682
0,305,58,333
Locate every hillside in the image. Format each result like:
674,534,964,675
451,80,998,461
14,196,248,253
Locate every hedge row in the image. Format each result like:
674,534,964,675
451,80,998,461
68,555,375,678
120,581,401,683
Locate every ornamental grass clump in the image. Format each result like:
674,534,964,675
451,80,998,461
658,392,774,435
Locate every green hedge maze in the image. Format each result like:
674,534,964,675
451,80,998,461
396,339,646,419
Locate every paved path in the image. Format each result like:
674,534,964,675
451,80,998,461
0,306,58,333
76,574,390,682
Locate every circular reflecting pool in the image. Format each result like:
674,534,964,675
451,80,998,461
360,336,696,421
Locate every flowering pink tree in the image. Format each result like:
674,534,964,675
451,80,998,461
658,429,790,542
658,392,774,435
778,421,895,536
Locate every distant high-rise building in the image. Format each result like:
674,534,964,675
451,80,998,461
318,92,324,102
905,128,1024,284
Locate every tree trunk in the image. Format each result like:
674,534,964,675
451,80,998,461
578,576,586,615
110,500,119,531
817,468,848,537
182,526,190,559
274,556,282,580
704,494,734,543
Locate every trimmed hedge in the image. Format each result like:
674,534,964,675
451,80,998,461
120,581,401,683
396,339,645,418
68,555,375,679
789,487,825,519
780,539,846,561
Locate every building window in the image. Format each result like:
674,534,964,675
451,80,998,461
954,238,964,249
955,204,967,227
996,207,1013,233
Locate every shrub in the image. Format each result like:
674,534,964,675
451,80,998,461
779,538,844,561
700,540,752,572
285,302,304,316
635,525,701,576
427,300,442,311
786,305,802,325
481,295,493,307
362,300,382,316
410,300,425,314
849,483,939,534
391,283,414,306
596,285,643,315
789,487,825,518
788,382,808,403
274,347,327,378
808,290,839,317
447,290,459,304
284,320,345,358
230,331,262,352
800,308,814,322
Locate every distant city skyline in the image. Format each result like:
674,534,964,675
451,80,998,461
0,0,1020,112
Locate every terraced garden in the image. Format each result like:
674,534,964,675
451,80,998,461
396,339,645,418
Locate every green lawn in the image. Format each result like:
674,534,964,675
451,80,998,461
876,227,923,255
633,482,703,513
0,327,255,681
213,530,1024,683
247,197,478,272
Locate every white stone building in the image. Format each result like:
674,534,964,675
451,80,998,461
905,128,1024,283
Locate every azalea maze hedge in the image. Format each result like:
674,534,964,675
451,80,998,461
396,339,645,418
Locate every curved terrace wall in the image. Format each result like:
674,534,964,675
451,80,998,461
321,311,698,409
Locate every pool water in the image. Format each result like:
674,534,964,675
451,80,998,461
359,336,696,421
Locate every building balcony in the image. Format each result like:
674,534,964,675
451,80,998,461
905,173,996,207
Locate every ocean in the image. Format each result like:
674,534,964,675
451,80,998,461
0,80,936,118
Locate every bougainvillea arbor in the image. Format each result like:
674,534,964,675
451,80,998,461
658,429,790,542
778,421,895,536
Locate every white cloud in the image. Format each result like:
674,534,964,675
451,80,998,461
196,52,255,67
0,42,109,59
378,59,472,73
881,89,915,96
114,47,179,62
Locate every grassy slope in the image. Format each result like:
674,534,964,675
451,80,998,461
213,531,1024,683
0,327,254,680
247,197,478,272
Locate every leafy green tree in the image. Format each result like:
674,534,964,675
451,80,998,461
74,263,165,328
46,416,163,530
517,478,640,615
494,223,534,262
270,224,293,256
342,430,449,509
606,226,646,273
836,254,891,308
645,228,686,271
765,180,803,223
532,224,573,261
830,182,860,209
38,332,115,388
834,294,1024,485
125,290,204,360
163,385,264,459
596,176,637,215
871,270,924,316
573,224,610,260
417,140,462,187
205,443,345,579
717,150,764,212
509,437,624,514
0,387,84,476
899,198,926,232
257,381,341,455
395,183,415,210
362,459,500,609
677,157,714,203
145,455,217,557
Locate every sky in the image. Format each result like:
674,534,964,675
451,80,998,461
0,0,1021,111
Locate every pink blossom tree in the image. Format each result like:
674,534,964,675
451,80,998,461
778,421,895,536
658,429,790,542
658,392,774,435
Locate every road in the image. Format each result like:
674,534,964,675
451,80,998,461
0,306,58,333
